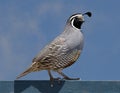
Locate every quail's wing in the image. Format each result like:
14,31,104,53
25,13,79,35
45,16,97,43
32,37,67,63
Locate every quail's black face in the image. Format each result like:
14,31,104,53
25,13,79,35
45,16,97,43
69,14,84,29
72,16,84,29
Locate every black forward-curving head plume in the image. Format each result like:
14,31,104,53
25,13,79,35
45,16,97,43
83,12,92,17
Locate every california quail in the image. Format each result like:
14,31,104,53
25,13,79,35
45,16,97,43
17,12,92,86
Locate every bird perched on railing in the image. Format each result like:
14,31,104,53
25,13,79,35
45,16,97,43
17,12,92,87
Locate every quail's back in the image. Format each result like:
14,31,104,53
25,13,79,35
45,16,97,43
17,12,92,83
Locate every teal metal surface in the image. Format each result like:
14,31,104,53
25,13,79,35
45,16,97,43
0,81,14,93
0,80,120,93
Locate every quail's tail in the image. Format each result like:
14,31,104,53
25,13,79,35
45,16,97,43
16,67,33,79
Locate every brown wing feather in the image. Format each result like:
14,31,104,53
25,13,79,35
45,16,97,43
53,49,81,70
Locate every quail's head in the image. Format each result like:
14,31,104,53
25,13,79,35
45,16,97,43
67,12,92,29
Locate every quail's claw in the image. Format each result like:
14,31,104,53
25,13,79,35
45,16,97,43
50,77,61,87
54,77,61,80
63,77,80,80
55,77,61,84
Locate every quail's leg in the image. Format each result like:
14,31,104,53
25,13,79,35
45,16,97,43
57,70,80,80
48,70,61,87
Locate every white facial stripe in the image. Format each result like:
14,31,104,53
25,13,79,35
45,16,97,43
71,18,80,30
71,18,74,28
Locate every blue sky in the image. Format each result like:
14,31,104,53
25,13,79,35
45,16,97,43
0,0,120,81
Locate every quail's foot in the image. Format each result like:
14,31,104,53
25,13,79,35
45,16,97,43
57,70,80,80
50,77,61,87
